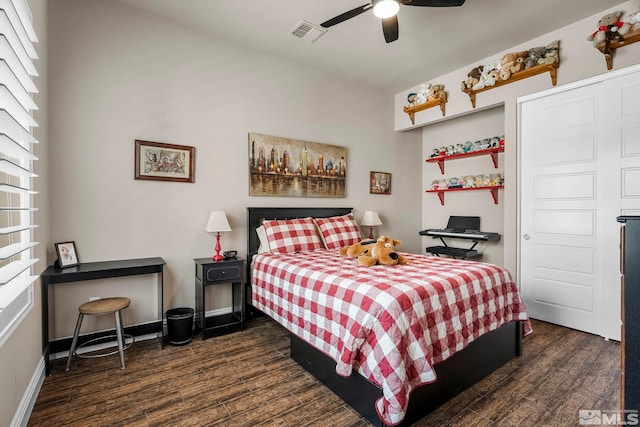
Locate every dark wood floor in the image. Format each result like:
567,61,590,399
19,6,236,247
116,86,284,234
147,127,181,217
29,317,620,427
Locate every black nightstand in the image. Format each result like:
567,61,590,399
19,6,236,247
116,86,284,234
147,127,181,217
194,257,245,339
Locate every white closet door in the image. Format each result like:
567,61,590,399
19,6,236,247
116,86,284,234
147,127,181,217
519,65,640,340
520,82,606,337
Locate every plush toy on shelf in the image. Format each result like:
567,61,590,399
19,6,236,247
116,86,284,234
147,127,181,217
437,178,449,190
463,175,476,188
587,11,631,51
627,10,640,29
414,83,431,105
406,92,417,107
449,177,462,188
462,65,483,91
539,40,560,65
428,84,446,102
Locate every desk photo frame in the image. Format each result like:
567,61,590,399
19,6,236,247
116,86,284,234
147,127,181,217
55,241,79,268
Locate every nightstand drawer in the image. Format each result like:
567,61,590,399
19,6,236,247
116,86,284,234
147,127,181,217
204,264,242,283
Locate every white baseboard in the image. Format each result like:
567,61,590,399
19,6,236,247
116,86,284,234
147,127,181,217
10,356,45,427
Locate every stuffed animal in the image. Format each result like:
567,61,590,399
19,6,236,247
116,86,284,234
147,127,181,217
472,60,501,90
406,92,417,106
499,50,527,81
524,46,546,69
415,83,431,104
626,10,640,29
587,11,631,47
428,84,446,101
538,40,560,65
462,65,483,90
340,236,407,267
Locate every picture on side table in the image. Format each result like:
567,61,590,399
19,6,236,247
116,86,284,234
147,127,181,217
54,241,79,268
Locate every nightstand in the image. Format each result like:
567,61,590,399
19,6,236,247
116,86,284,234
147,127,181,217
194,257,245,339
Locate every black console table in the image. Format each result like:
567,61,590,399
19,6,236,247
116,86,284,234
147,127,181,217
41,257,165,374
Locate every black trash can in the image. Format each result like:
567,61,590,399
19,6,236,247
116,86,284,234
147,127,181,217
166,307,194,345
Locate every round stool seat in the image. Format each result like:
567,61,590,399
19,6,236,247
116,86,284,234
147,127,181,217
66,297,133,371
79,297,130,315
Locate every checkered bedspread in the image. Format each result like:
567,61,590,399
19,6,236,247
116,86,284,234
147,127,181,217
251,250,531,425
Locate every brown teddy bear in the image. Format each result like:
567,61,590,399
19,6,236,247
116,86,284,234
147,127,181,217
461,65,483,91
428,84,446,101
339,236,408,267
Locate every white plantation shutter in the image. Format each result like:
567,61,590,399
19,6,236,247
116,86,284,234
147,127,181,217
0,0,39,347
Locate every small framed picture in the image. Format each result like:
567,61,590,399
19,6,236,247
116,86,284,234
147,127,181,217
55,241,79,268
370,171,391,195
134,140,195,183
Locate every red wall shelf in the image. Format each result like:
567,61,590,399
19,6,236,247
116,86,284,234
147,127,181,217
426,185,504,205
426,146,504,174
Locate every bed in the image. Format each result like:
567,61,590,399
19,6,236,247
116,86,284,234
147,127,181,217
246,207,530,427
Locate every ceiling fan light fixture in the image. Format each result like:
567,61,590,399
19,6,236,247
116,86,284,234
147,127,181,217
372,0,400,19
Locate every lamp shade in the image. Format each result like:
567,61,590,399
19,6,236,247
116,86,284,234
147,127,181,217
373,0,400,18
205,211,231,233
361,211,382,227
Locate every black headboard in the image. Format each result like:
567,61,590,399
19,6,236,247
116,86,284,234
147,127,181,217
246,207,353,264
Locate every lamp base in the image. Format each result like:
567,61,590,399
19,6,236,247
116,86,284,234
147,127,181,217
212,232,224,262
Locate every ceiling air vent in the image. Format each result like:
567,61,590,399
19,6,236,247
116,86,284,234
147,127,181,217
290,20,327,43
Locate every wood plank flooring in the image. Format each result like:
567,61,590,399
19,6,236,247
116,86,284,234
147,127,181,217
29,317,620,426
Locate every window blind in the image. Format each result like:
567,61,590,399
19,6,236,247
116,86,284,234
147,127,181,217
0,0,39,347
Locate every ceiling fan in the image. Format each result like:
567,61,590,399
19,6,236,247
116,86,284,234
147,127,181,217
320,0,465,43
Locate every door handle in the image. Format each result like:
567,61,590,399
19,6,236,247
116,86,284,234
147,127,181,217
523,234,530,240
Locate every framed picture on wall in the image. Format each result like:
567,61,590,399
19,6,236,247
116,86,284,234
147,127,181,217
54,241,80,268
370,171,391,195
134,140,195,183
248,133,347,198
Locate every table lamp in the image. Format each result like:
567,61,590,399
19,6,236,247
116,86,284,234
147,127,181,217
205,211,231,261
361,211,382,239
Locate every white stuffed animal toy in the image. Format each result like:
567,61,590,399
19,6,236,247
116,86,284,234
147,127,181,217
627,10,640,29
415,83,431,104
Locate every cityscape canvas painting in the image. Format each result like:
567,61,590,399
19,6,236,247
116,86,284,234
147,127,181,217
249,133,347,198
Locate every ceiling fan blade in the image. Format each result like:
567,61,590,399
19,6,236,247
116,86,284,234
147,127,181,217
381,15,399,43
400,0,465,6
320,4,372,28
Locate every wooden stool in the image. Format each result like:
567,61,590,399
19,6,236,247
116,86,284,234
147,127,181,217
65,297,133,371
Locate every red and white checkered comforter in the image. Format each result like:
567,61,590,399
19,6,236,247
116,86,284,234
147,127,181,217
251,250,531,425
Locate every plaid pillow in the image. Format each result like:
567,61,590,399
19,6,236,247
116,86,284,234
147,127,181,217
314,213,362,250
261,217,324,254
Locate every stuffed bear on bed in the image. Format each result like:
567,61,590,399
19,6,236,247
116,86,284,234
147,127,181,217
340,236,408,267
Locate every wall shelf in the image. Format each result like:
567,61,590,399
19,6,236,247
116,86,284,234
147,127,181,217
595,28,640,70
426,146,504,174
462,63,558,108
426,185,504,205
403,95,447,124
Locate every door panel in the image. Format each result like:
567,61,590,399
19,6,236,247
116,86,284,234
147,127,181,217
520,66,640,340
520,82,603,337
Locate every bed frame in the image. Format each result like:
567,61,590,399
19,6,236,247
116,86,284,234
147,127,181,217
246,207,523,427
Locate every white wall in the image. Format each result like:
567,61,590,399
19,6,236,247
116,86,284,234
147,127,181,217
46,0,422,340
396,0,640,277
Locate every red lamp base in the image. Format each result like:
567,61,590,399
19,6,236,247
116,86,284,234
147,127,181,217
212,232,224,261
368,226,374,239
